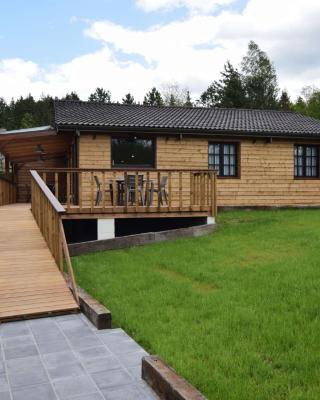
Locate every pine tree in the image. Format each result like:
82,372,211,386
241,41,279,109
200,61,246,108
184,91,193,107
88,88,111,103
63,92,80,100
278,90,291,111
143,87,164,106
122,93,135,105
20,112,36,128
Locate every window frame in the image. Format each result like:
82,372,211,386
111,135,156,169
208,142,240,178
294,144,320,179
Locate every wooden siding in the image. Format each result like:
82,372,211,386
16,158,66,203
78,133,320,207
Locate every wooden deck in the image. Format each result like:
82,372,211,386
0,204,78,321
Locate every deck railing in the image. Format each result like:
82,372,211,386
30,170,79,304
35,168,218,217
0,175,16,206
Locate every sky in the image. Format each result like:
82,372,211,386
0,0,320,103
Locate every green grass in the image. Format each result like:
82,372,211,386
73,210,320,400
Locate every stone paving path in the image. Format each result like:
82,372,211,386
0,314,158,400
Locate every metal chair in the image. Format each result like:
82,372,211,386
94,175,113,206
125,174,145,206
149,176,168,206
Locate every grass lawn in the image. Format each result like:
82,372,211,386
72,210,320,400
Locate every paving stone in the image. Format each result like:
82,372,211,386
6,355,43,374
4,344,39,360
127,366,142,381
32,326,65,343
68,335,102,350
47,361,86,381
61,393,104,400
0,392,11,400
8,365,48,388
0,322,30,338
0,359,5,375
106,340,145,355
76,346,111,360
117,351,149,368
0,373,9,392
42,351,78,369
58,318,90,331
2,335,34,349
53,375,98,399
82,355,121,374
91,368,133,391
11,383,57,400
63,326,94,339
97,330,131,345
37,339,71,354
101,383,143,400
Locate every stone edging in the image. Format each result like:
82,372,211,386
142,356,207,400
69,223,217,256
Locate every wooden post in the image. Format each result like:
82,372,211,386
179,171,182,211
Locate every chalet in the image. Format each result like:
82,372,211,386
2,100,320,242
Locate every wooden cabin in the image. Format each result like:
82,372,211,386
2,100,320,242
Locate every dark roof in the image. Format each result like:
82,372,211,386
54,100,320,138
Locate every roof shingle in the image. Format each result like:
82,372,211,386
54,100,320,137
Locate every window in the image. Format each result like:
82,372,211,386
112,137,155,168
0,154,4,174
208,143,238,177
294,145,319,178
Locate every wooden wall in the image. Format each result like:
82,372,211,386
78,133,320,207
16,158,66,203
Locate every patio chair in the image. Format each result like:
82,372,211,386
149,176,168,206
94,175,113,206
125,174,145,206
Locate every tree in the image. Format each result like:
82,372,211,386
88,88,111,103
143,87,164,106
304,90,320,119
20,112,36,128
62,92,80,101
0,98,8,129
241,41,279,109
184,91,193,107
278,90,291,111
293,96,307,114
161,82,190,106
122,93,135,105
200,61,246,108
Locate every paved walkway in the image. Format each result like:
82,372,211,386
0,314,158,400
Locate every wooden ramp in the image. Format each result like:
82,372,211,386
0,204,78,321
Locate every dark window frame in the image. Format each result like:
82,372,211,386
294,144,319,179
111,136,156,169
208,142,239,178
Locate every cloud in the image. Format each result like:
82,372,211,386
1,0,320,103
135,0,235,14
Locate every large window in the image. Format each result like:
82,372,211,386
294,145,319,178
208,142,238,177
112,137,155,168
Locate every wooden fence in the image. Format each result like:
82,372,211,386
35,168,218,217
30,170,79,303
0,175,16,206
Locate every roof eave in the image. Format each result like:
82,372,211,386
55,123,320,140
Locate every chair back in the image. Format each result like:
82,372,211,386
160,175,168,188
94,175,101,189
126,174,144,188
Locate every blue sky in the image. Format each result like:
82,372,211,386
0,0,319,102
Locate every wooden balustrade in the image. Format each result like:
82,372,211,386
0,175,16,206
35,168,218,217
30,170,79,304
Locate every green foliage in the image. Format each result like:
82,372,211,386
200,61,246,108
62,91,80,100
122,93,136,105
20,112,36,128
88,87,111,103
74,209,320,400
278,90,292,111
292,87,320,119
241,41,279,109
184,90,193,107
143,87,164,106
